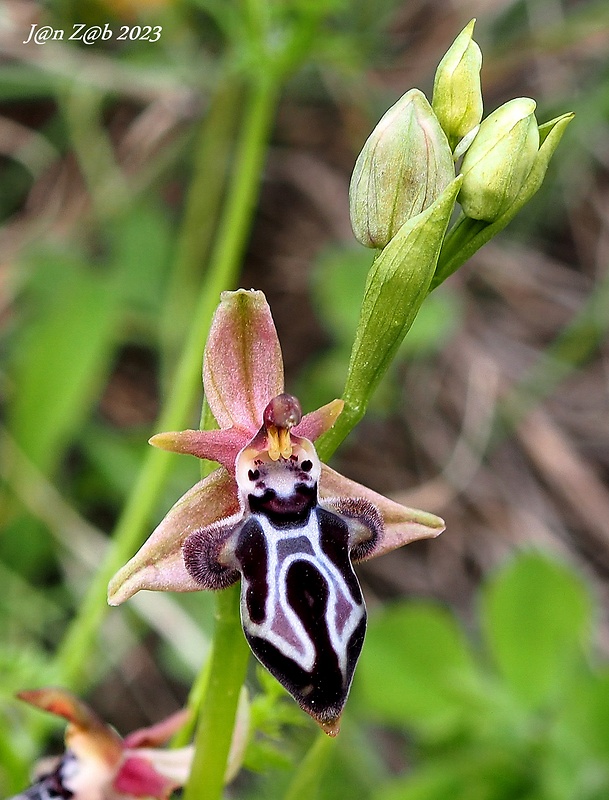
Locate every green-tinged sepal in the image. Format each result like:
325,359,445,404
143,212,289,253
432,112,574,289
432,19,483,151
349,89,454,249
458,97,539,222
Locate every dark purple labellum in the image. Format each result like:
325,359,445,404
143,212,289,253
234,506,367,732
183,431,381,734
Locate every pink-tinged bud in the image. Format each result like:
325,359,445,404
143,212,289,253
349,89,454,249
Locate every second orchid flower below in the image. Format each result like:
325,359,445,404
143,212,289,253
108,290,444,734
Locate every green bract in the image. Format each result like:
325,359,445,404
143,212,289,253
432,19,483,151
318,177,462,455
458,97,540,222
349,89,454,249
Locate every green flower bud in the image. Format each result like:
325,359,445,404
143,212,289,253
350,89,454,249
458,97,540,222
432,19,483,150
432,111,574,289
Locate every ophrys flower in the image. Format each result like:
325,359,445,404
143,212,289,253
108,290,444,735
11,691,173,798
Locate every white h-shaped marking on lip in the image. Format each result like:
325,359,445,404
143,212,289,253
241,513,364,676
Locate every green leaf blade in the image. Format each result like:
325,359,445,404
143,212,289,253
481,552,591,708
354,601,479,734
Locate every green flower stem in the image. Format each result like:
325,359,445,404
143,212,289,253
283,731,336,800
160,80,244,373
183,584,250,800
317,178,462,458
430,211,487,287
55,70,281,689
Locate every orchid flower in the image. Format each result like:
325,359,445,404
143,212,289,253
108,290,444,735
12,687,247,800
13,690,190,800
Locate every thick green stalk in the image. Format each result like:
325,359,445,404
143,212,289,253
430,212,487,288
55,72,280,689
183,585,250,800
317,178,462,457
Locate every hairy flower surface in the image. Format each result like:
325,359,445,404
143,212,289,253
12,688,193,800
108,290,445,734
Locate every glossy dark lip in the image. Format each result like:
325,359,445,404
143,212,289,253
248,483,317,527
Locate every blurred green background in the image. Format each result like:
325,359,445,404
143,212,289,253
1,0,609,797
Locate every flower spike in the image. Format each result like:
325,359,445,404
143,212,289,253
108,290,445,733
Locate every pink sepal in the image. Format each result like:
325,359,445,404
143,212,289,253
293,399,344,441
114,756,175,799
108,469,240,605
123,709,191,748
319,465,445,558
203,290,284,431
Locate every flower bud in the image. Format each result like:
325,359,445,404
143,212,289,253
458,97,540,222
432,19,483,150
350,89,454,249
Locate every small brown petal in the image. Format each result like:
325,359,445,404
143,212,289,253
292,399,344,442
17,688,123,766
